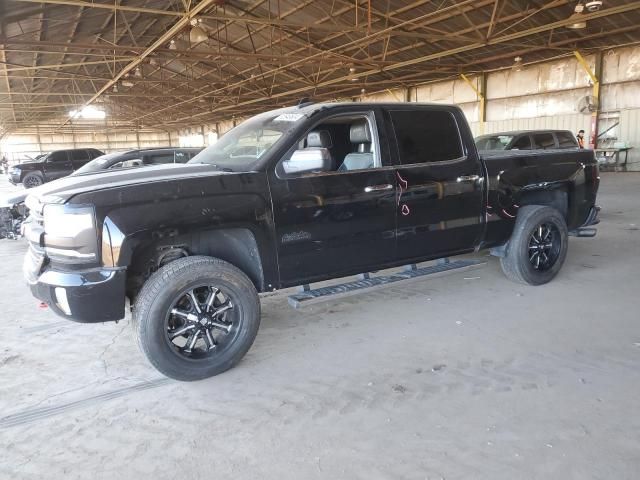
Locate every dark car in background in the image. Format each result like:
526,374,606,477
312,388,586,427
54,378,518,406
1,147,202,239
74,147,202,175
475,130,579,152
8,148,104,188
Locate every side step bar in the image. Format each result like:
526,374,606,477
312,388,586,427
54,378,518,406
568,227,597,237
288,258,486,309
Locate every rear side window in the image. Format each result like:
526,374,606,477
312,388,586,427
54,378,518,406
390,110,463,164
70,149,89,161
48,151,69,162
175,151,188,163
556,132,578,148
511,135,532,150
146,153,175,164
533,133,555,150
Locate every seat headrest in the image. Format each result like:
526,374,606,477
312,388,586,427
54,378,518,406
307,130,332,148
350,121,372,144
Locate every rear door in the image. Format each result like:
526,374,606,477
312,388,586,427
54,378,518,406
386,107,484,262
510,134,533,150
44,150,73,180
269,109,397,286
532,132,556,150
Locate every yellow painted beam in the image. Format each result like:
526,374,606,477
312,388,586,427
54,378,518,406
573,51,598,85
460,73,485,134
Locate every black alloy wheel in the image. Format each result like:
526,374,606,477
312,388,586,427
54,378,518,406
23,173,43,188
499,205,568,285
133,256,261,381
527,222,561,271
165,285,238,359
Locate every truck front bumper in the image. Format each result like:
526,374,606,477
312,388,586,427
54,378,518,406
24,246,126,323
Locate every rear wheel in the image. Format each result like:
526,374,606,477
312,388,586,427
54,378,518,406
23,172,43,188
500,205,568,285
133,256,260,381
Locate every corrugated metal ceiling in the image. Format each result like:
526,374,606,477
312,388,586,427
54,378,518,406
1,0,639,132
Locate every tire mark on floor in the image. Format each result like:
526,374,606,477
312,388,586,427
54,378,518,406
20,321,71,334
0,378,172,429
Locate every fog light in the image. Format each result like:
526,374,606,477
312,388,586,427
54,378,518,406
54,287,71,315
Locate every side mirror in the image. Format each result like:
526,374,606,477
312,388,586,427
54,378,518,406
282,148,333,175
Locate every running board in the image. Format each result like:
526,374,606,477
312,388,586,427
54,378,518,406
568,227,597,237
288,258,486,309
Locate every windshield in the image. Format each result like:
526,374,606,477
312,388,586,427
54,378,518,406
73,153,121,175
475,135,515,151
188,110,306,171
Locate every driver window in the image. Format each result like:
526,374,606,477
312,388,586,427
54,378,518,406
279,114,379,177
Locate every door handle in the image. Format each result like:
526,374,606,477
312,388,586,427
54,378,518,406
364,184,393,193
456,175,481,183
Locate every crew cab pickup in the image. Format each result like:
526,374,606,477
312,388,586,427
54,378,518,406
22,103,600,381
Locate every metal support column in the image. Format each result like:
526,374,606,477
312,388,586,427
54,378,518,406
460,73,486,135
574,50,601,149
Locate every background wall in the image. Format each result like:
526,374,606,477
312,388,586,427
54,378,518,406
2,46,640,170
0,125,171,164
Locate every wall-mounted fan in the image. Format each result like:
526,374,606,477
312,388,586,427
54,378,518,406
577,95,598,114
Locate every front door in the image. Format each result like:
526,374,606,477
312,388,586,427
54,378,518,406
269,110,397,287
386,108,484,262
44,151,73,180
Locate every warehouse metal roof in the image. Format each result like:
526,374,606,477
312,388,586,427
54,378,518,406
1,0,639,133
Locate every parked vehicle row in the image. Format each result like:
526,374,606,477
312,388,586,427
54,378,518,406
21,102,600,381
0,147,202,238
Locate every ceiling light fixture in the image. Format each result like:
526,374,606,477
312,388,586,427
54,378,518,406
512,56,523,71
68,106,106,120
169,39,177,50
567,3,587,29
134,66,142,78
189,18,208,45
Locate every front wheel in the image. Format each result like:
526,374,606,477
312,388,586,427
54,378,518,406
133,256,260,381
500,205,568,285
23,172,43,188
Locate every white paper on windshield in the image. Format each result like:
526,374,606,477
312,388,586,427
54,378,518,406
273,113,304,122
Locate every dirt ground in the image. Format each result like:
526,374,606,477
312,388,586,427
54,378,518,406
1,173,639,479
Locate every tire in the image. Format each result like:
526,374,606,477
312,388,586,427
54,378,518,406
23,172,44,188
133,256,260,381
500,205,568,286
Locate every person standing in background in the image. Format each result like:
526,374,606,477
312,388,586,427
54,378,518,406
576,129,585,149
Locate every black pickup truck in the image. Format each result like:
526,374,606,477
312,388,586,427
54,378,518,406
8,148,104,188
22,103,600,381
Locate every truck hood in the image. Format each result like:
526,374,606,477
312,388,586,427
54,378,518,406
27,163,235,206
12,161,40,171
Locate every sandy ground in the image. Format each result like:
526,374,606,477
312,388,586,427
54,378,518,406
0,173,639,479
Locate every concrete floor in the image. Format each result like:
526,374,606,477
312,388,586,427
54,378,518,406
1,173,639,479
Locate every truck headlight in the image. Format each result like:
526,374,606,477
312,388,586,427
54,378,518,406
43,204,98,263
